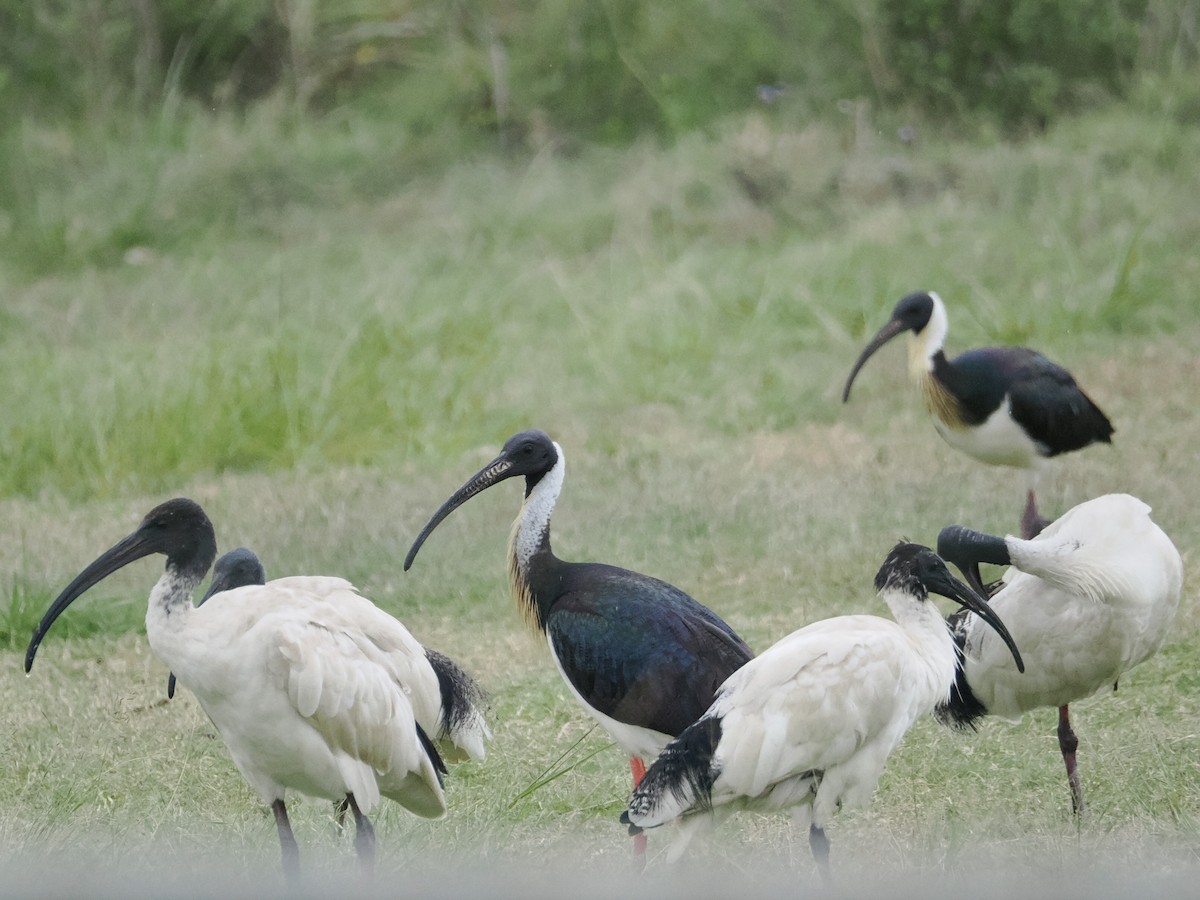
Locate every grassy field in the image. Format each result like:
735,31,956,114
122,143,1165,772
1,97,1198,895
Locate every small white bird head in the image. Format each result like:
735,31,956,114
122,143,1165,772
876,541,1025,673
405,429,561,570
842,291,949,400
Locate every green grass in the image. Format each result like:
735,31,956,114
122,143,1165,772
1,97,1199,893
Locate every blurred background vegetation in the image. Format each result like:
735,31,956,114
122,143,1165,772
3,1,1197,140
1,0,1198,502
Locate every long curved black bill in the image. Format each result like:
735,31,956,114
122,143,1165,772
929,566,1024,673
842,317,908,402
404,455,516,571
26,530,156,673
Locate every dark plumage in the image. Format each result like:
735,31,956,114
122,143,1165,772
843,290,1113,537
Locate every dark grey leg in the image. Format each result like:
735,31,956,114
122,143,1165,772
271,798,301,888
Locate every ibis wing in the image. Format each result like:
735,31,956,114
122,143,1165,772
546,577,753,738
710,617,928,802
266,614,446,816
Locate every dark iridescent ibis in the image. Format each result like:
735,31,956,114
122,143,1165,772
25,499,489,886
842,291,1114,537
404,429,755,862
167,547,266,699
935,494,1182,815
621,542,1024,872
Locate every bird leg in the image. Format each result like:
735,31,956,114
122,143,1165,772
271,798,301,888
1057,705,1086,815
1021,490,1048,539
333,797,350,837
630,757,648,871
808,824,832,882
345,793,376,878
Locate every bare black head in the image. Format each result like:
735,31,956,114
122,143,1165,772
876,541,1023,673
26,498,218,673
404,429,561,571
200,547,267,605
936,525,1011,598
842,291,939,402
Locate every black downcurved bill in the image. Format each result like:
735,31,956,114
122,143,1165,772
929,564,1025,674
404,456,516,571
842,317,908,402
26,530,157,673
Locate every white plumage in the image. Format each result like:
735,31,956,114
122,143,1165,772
623,542,1024,870
936,493,1183,812
25,499,489,885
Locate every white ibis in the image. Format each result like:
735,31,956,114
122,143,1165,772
167,547,266,699
403,429,755,861
165,548,491,764
25,498,489,886
621,542,1024,873
935,493,1183,814
842,290,1114,538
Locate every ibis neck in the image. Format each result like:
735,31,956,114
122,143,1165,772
907,296,949,380
880,588,958,689
508,454,566,632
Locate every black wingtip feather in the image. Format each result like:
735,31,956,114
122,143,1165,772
623,716,723,832
935,608,989,731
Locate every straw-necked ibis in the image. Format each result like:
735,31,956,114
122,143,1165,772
25,498,489,886
842,291,1113,538
621,542,1023,872
404,429,754,860
935,493,1183,814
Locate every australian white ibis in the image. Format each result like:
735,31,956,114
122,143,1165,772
842,290,1114,538
935,493,1183,814
25,498,489,886
403,429,755,861
164,548,491,764
167,547,266,700
621,541,1024,872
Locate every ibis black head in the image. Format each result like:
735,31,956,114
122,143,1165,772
936,525,1011,599
167,546,266,700
200,547,267,605
404,429,560,571
876,541,1024,673
842,291,939,402
26,498,218,673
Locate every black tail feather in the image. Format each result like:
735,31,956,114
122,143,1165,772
426,648,489,741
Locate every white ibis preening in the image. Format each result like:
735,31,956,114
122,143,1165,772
935,493,1183,814
25,498,489,885
403,429,754,860
842,291,1114,538
621,542,1024,872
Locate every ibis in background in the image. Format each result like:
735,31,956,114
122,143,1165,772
25,498,489,886
403,429,755,861
166,547,266,700
842,290,1114,538
935,493,1183,814
621,542,1024,872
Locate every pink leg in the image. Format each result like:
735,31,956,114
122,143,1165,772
1058,705,1085,815
630,757,648,869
